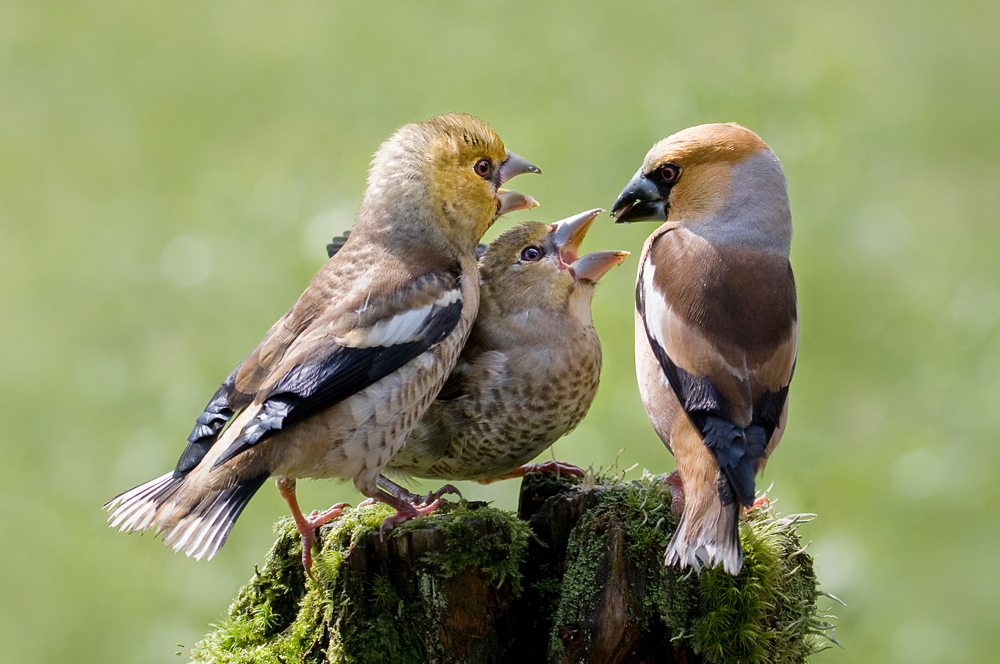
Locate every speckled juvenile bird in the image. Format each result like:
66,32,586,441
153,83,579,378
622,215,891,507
610,123,798,575
105,114,539,572
331,209,627,488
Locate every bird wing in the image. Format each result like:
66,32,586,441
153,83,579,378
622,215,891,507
327,231,486,405
175,256,465,475
638,229,797,506
176,312,291,475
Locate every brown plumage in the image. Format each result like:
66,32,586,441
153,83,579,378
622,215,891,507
328,210,627,485
389,210,627,482
105,114,539,569
611,123,798,575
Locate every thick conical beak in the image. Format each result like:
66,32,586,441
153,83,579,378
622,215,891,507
497,150,541,185
553,208,603,265
496,189,540,216
494,150,540,219
610,168,667,223
569,250,630,283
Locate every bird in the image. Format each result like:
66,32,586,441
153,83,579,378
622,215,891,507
609,123,798,575
329,209,628,491
105,113,540,574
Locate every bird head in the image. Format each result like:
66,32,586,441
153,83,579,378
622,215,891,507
362,113,540,254
479,210,628,324
610,123,790,250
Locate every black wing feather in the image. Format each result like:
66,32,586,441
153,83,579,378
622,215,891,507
328,231,480,406
637,269,789,508
211,295,464,468
326,231,352,258
175,363,254,477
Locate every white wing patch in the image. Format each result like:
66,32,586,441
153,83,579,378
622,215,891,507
353,288,461,348
642,261,671,359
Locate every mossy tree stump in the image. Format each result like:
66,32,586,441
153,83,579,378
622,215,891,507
191,473,837,664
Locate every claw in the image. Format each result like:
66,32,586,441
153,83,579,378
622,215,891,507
298,503,350,580
379,499,444,538
378,475,461,508
275,477,350,581
421,483,462,505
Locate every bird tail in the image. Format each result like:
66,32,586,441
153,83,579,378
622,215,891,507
664,484,742,575
104,471,269,560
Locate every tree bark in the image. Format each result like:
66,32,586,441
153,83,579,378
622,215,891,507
191,473,833,664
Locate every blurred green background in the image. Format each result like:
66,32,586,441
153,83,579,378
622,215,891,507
2,1,997,662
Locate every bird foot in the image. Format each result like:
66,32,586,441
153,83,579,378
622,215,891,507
746,496,770,513
419,484,462,505
376,475,460,508
477,460,585,485
661,470,685,517
275,477,352,581
297,503,350,580
378,499,444,538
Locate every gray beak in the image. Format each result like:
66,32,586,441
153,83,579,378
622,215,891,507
497,150,541,186
610,168,668,223
496,189,540,216
552,208,603,265
569,250,630,283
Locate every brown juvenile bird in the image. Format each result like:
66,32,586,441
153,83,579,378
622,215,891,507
105,114,539,571
332,210,627,488
610,123,797,575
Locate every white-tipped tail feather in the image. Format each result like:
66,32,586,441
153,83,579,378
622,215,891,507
664,499,742,575
104,472,268,560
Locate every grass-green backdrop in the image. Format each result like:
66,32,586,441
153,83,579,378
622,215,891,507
2,1,997,662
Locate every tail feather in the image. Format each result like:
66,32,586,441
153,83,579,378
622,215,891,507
107,473,179,532
664,493,742,575
105,471,268,560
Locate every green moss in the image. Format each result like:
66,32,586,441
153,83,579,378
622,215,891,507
548,472,694,657
190,503,401,664
546,511,608,656
398,501,533,595
331,502,530,663
549,473,834,663
690,511,784,663
190,519,312,663
329,580,430,664
192,474,833,663
313,501,397,585
192,501,531,664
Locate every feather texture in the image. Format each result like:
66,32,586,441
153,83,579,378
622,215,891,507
105,114,539,565
612,123,798,575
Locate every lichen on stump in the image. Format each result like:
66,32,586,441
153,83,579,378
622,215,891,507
190,473,837,664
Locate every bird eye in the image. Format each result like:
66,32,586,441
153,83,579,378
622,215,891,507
656,163,680,185
474,158,492,178
520,246,544,262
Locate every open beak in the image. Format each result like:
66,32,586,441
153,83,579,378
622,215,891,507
495,150,541,217
496,189,540,216
610,168,667,223
551,208,630,282
553,208,603,265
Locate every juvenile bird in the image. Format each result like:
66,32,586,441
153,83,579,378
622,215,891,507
106,114,539,572
331,210,628,488
610,123,797,575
